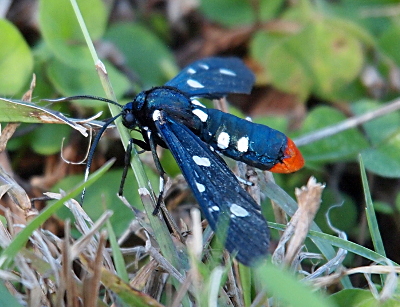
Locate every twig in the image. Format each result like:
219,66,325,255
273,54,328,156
294,97,400,146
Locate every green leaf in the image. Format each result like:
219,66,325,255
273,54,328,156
253,115,291,135
251,16,364,100
39,0,107,69
0,282,24,307
31,124,71,155
104,23,177,88
200,0,254,26
379,21,400,65
327,1,394,36
0,98,87,136
259,0,287,21
0,19,33,96
160,150,181,177
351,100,400,146
251,31,313,99
200,0,284,27
46,57,129,101
314,189,358,235
373,201,393,215
349,100,400,178
331,289,400,307
304,21,364,99
395,192,400,212
299,106,368,162
361,136,400,178
255,261,336,307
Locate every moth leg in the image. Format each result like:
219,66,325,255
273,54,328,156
147,132,167,215
236,175,254,187
131,138,151,151
119,138,134,197
119,136,153,197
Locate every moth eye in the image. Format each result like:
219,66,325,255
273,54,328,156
123,113,136,128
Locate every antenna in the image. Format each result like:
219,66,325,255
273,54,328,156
45,95,125,205
81,113,122,204
44,95,124,108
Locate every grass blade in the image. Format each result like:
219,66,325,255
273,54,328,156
359,154,386,257
107,219,129,283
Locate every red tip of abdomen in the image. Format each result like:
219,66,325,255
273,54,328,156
269,137,304,174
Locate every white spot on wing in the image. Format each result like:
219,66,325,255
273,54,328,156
237,136,249,153
219,68,236,76
217,132,230,149
195,182,205,192
187,67,196,74
152,110,161,121
199,63,209,70
192,109,208,122
210,205,220,212
193,155,211,167
230,204,249,217
191,99,206,108
187,79,204,88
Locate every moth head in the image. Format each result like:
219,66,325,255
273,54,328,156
121,102,137,129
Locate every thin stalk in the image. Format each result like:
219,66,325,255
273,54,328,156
294,97,400,146
68,0,185,274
